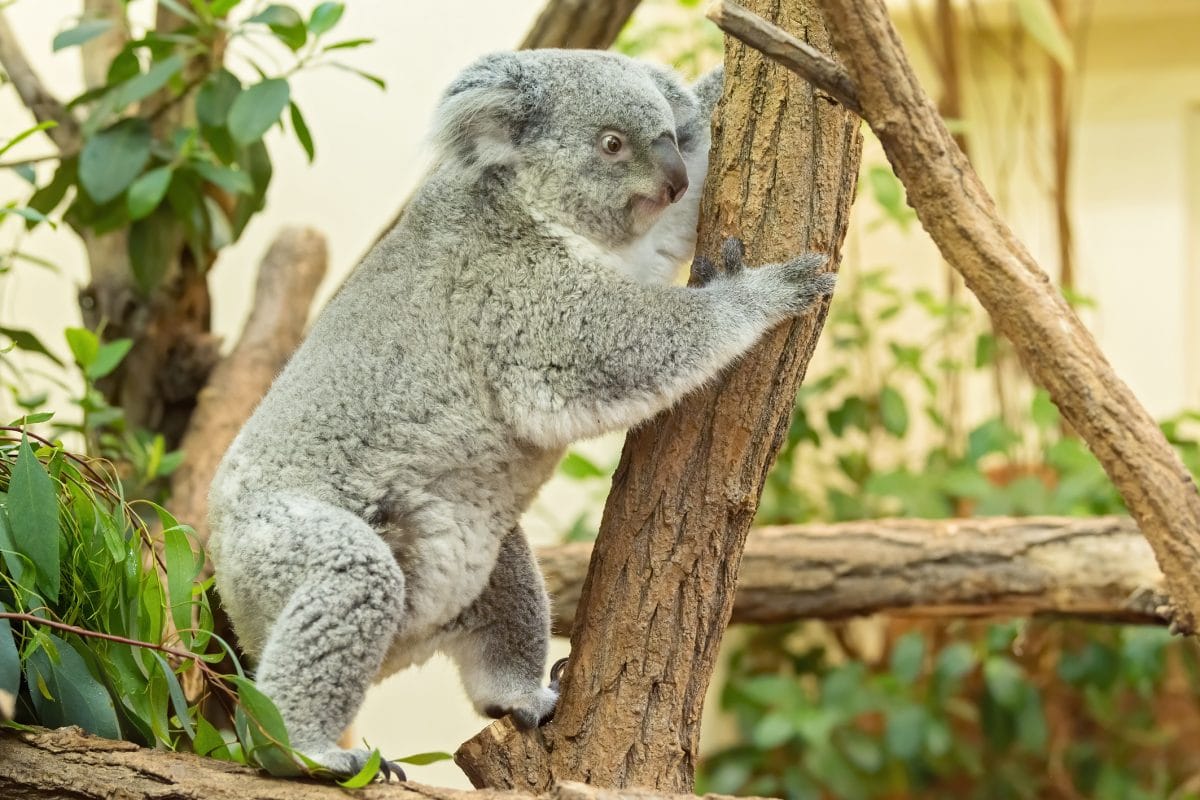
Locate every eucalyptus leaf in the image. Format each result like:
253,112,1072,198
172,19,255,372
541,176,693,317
289,102,314,163
26,634,121,739
0,327,64,367
0,610,19,697
308,2,344,34
152,651,196,740
88,339,133,381
163,526,198,649
6,436,61,602
64,327,99,368
338,749,381,788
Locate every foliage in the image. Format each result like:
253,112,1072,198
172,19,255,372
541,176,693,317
0,423,444,783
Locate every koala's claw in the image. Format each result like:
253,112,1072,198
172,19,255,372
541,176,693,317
377,757,407,783
549,656,569,693
483,684,560,730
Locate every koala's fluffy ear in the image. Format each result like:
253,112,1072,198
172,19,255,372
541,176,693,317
432,53,533,168
639,62,705,152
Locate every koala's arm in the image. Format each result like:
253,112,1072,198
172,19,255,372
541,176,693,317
491,242,833,448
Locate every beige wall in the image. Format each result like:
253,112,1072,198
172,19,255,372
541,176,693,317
2,0,1199,787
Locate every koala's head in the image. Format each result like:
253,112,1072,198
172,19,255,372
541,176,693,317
431,50,700,248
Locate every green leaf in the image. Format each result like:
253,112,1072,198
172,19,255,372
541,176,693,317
1,206,54,227
289,102,314,163
88,339,133,381
195,69,242,128
26,634,120,738
191,161,254,195
878,386,908,437
126,166,174,221
974,332,996,367
559,451,607,480
227,675,300,775
889,632,924,684
129,212,178,294
64,327,99,368
984,657,1026,709
1030,389,1059,431
331,64,386,91
0,610,19,697
151,652,196,740
322,37,373,51
866,165,914,229
1016,0,1074,69
338,748,382,788
52,19,114,52
884,704,926,761
0,512,30,588
26,158,78,227
227,79,291,146
395,751,453,765
195,715,234,758
0,121,57,158
248,5,307,51
7,436,61,602
107,54,187,115
0,327,64,366
308,2,344,34
80,119,152,203
163,526,199,648
210,0,243,15
751,711,794,749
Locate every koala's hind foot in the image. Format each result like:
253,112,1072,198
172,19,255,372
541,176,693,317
306,746,407,782
444,529,558,730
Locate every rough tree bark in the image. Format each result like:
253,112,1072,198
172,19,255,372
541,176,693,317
455,0,862,792
520,0,643,49
538,516,1166,632
0,728,768,800
710,0,1200,635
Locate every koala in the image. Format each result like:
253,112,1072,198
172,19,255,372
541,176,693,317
207,49,834,780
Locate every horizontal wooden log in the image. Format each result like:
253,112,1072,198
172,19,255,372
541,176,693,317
538,516,1168,632
0,727,765,800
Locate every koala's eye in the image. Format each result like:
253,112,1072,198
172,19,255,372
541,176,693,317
600,133,624,155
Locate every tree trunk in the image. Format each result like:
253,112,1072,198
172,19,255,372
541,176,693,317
520,0,643,49
455,0,862,792
537,516,1166,631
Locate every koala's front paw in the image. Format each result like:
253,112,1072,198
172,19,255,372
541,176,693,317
304,745,407,782
777,252,835,313
484,685,559,730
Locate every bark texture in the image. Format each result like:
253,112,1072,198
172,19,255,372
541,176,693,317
456,1,862,792
0,727,767,800
520,0,643,50
538,516,1167,632
169,228,328,549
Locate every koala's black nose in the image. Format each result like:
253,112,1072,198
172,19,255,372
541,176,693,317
651,135,689,204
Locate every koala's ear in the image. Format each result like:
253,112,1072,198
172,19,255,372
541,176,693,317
432,53,533,168
639,62,706,150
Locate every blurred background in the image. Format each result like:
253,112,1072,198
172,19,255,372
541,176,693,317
2,0,1199,796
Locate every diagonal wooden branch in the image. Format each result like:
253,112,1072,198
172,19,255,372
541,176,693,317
538,516,1168,632
706,0,861,115
709,0,1200,635
170,228,328,554
455,0,862,792
0,12,81,151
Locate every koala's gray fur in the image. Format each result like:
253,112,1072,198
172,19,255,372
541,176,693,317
208,49,833,778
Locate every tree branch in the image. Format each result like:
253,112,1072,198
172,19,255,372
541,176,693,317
0,11,81,151
0,727,768,800
538,516,1168,632
170,228,328,552
706,1,861,115
709,0,1200,636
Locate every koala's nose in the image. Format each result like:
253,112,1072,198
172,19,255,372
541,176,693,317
651,135,689,204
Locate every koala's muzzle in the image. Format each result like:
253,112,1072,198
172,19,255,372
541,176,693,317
650,135,689,204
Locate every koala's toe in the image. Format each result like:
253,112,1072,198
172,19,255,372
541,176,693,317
690,255,718,286
720,237,746,273
482,686,560,730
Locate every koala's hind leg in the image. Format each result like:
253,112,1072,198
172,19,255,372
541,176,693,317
443,528,557,729
225,493,406,778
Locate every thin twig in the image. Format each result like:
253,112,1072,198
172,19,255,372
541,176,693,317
0,11,82,151
705,0,863,116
